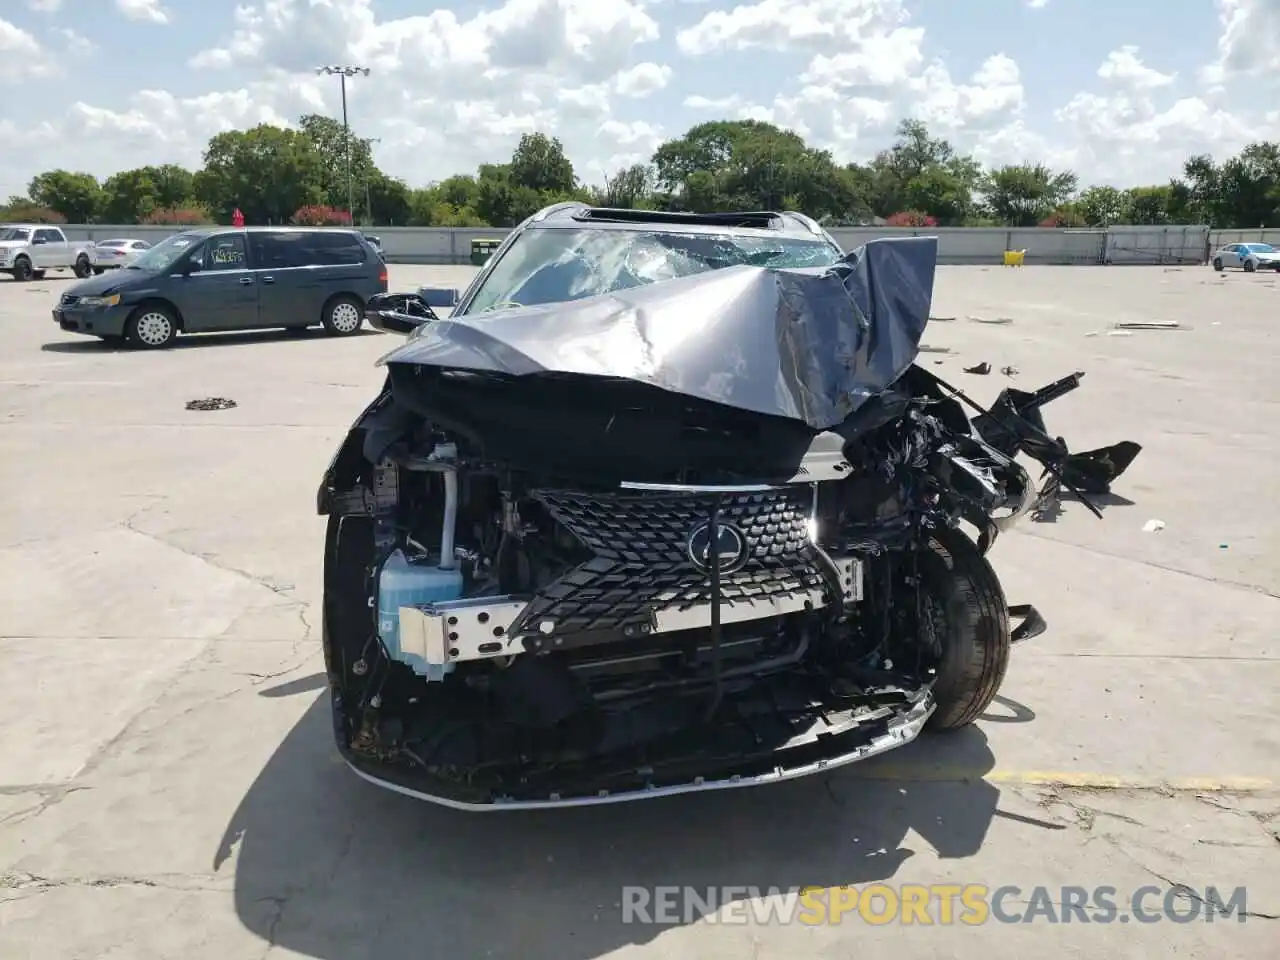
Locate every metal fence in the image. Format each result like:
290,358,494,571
56,222,1216,266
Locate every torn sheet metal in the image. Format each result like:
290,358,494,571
377,237,939,431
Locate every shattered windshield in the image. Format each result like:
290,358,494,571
464,227,842,314
0,227,31,242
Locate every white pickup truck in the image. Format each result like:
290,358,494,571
0,224,95,281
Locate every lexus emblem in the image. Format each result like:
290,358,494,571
687,520,749,574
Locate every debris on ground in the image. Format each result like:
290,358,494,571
1107,330,1133,337
185,398,237,411
1142,519,1166,533
968,315,1014,325
929,315,956,322
1001,365,1019,377
963,362,992,375
1084,331,1100,337
1116,320,1180,330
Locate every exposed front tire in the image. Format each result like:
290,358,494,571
1212,258,1223,271
12,256,32,282
321,295,363,336
1243,259,1256,273
74,255,92,279
125,303,178,350
920,529,1011,731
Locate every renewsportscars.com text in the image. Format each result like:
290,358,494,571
621,884,1251,925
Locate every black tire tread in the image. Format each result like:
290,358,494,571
922,528,1011,731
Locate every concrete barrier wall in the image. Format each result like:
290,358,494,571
57,222,1217,265
1207,228,1280,246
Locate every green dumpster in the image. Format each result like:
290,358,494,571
470,238,501,266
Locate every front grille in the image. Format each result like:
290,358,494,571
510,487,823,642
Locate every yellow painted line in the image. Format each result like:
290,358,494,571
846,767,1276,791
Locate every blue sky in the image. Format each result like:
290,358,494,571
1,0,1275,200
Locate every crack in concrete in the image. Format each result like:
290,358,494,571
0,870,228,899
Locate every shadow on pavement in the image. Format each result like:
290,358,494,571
216,692,1057,959
40,328,382,353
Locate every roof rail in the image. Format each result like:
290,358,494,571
530,201,590,223
572,208,786,230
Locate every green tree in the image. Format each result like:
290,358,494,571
194,124,325,224
298,113,376,213
365,172,411,225
509,132,577,195
1077,185,1125,225
27,170,102,222
867,120,981,224
982,164,1078,226
101,168,158,223
146,165,196,208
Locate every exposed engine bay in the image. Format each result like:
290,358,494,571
318,237,1140,808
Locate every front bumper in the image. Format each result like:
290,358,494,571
52,303,131,337
338,688,934,810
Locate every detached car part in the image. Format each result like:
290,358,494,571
319,204,1141,809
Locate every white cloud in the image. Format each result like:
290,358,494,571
1096,45,1175,89
58,28,97,56
116,0,171,24
1026,0,1049,8
677,0,911,56
1201,0,1280,86
614,62,672,97
0,18,55,78
1,0,1277,200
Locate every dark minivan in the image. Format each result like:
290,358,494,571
52,226,388,348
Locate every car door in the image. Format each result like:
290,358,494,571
1224,244,1242,267
31,228,61,268
172,233,259,332
247,231,314,327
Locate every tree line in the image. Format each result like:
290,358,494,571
3,116,1277,231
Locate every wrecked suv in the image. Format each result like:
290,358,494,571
317,203,1139,809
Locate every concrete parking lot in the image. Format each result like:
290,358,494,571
0,262,1276,959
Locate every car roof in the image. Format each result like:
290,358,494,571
522,201,835,242
174,226,364,237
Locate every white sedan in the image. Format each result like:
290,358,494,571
1210,242,1280,273
90,238,152,273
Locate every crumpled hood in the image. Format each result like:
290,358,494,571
378,236,938,431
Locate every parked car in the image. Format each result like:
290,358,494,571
52,226,388,348
0,224,95,281
90,237,152,273
1211,242,1280,272
316,203,1140,809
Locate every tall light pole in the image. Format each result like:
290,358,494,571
315,64,370,222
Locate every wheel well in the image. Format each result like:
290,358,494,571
131,298,186,331
323,291,364,315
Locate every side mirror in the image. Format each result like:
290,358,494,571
31,236,47,245
418,286,460,309
178,259,199,275
365,292,439,335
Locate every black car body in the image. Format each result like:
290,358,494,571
53,226,387,348
317,204,1140,809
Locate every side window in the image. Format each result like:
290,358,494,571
201,234,248,271
249,232,310,269
301,231,368,266
34,229,59,243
